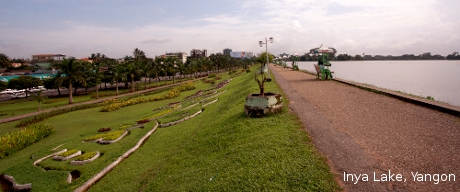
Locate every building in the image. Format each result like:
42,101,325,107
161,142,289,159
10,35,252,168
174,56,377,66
157,52,188,63
79,58,93,64
190,49,207,59
223,48,232,56
165,52,187,63
32,54,66,62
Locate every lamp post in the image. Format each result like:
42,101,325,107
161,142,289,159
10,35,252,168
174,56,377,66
259,37,273,80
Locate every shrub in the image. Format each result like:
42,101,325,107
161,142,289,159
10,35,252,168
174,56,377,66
74,151,98,161
59,149,79,157
0,122,53,159
136,119,151,124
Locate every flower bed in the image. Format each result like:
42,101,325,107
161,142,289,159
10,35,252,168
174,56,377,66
0,122,53,159
83,130,127,143
54,149,81,161
70,151,100,165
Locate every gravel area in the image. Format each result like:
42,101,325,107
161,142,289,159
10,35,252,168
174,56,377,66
270,65,460,191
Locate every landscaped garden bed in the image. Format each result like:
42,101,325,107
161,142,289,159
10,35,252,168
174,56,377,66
53,149,81,161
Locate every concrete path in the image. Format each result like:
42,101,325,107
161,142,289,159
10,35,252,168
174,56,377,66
270,65,460,191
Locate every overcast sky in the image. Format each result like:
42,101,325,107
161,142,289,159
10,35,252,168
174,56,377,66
1,0,459,59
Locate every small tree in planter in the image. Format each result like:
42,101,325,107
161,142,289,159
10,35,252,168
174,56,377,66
245,52,283,116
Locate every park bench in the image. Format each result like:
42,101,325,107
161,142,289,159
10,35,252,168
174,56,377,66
313,64,333,80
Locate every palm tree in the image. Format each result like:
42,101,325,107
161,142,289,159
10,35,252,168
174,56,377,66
89,53,107,99
111,63,127,96
54,57,86,104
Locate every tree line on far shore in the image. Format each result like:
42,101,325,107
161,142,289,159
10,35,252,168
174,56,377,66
286,51,460,61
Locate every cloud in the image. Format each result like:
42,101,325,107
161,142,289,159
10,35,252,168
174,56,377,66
141,38,173,44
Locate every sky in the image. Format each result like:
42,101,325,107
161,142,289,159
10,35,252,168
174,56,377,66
0,0,459,59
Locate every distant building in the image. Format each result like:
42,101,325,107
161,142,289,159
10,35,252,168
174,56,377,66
79,58,93,64
190,49,207,59
230,51,254,59
157,52,187,63
32,54,66,63
223,48,232,56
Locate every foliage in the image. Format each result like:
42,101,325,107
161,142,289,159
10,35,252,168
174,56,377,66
0,53,12,68
0,122,53,159
73,151,98,161
54,57,87,104
7,75,42,98
83,130,126,141
257,52,274,65
59,149,79,157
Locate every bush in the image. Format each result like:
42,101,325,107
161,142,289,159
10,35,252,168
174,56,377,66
208,74,217,78
59,149,79,157
74,151,98,161
0,122,53,159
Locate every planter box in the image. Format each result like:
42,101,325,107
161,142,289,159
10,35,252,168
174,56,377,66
244,92,283,116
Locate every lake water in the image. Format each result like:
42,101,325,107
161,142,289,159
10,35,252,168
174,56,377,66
296,60,460,107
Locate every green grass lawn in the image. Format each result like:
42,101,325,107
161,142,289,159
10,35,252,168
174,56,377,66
0,77,198,120
0,68,340,191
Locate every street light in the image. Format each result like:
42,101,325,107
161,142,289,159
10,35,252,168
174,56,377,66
259,37,273,80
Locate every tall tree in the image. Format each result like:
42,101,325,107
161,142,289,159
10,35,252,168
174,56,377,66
54,57,86,104
89,53,107,99
0,53,12,68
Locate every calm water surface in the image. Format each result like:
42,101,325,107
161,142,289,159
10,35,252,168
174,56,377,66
297,60,460,107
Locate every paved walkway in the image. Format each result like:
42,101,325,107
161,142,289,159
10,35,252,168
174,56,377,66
270,65,460,191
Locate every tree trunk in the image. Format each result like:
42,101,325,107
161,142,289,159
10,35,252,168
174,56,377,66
95,84,99,99
68,82,74,104
116,80,119,96
131,74,135,92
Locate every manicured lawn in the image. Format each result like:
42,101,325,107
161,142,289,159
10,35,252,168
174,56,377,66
0,68,340,191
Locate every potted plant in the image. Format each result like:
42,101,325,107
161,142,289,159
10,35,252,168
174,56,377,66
244,52,283,116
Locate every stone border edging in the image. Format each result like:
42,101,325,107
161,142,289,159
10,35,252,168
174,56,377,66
160,110,202,128
74,121,159,192
202,98,218,107
53,151,82,161
97,130,129,144
34,149,67,166
70,151,100,165
1,174,32,191
82,130,129,144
